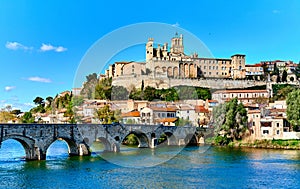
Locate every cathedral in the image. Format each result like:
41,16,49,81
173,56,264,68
105,33,246,80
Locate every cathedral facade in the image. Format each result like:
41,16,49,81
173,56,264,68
106,33,246,80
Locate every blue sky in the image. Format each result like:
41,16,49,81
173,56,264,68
1,0,300,111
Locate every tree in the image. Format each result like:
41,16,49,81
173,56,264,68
175,118,192,126
80,73,98,99
33,97,45,106
21,112,35,123
46,96,54,106
94,77,112,100
94,105,120,124
111,86,129,100
282,70,288,82
141,80,144,91
212,98,248,145
294,63,300,79
287,89,300,131
72,96,84,106
271,85,295,101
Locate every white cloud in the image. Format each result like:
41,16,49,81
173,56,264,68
4,86,16,92
172,22,180,27
27,76,52,83
40,43,67,52
5,41,32,51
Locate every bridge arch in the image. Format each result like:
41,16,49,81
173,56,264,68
157,131,177,146
44,137,79,157
122,131,150,148
2,135,40,160
184,133,198,146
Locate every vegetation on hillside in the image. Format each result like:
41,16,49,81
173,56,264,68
212,98,248,145
270,84,297,102
94,105,121,124
286,89,300,131
0,105,15,123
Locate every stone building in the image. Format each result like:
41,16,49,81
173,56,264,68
212,89,269,104
106,33,246,80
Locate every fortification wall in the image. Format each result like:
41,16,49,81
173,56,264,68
112,75,266,89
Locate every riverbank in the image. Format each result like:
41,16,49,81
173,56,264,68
224,139,300,150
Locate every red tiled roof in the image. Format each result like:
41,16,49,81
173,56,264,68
195,105,209,113
150,107,177,112
208,100,218,103
213,90,268,94
247,110,261,114
269,109,286,113
156,117,178,123
121,111,140,117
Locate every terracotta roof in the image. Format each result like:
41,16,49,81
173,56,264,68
247,110,261,114
122,111,140,117
245,64,263,67
195,105,209,113
208,100,218,103
177,105,194,110
213,90,268,94
150,107,177,112
269,108,286,113
156,117,178,123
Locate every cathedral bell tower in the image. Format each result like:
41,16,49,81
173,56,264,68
170,33,184,54
146,38,154,62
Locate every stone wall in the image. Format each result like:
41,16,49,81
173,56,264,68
112,75,267,90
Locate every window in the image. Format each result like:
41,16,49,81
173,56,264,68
277,123,280,127
263,130,269,134
277,130,280,135
253,122,255,126
209,66,211,69
204,66,206,69
216,72,218,75
209,72,211,75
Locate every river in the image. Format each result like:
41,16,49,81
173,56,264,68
0,139,300,188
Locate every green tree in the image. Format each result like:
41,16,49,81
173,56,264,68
33,97,45,106
46,96,54,105
111,86,128,100
21,112,35,123
141,80,144,91
271,85,295,101
80,73,98,99
212,98,248,145
294,63,300,79
287,89,300,131
175,118,192,126
94,77,112,100
72,96,84,106
282,70,288,82
94,105,120,124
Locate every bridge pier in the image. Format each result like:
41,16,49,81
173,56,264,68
78,143,91,156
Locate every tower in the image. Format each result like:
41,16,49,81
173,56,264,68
231,54,246,79
170,33,184,54
146,38,154,61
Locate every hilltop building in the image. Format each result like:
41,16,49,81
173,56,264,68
105,33,246,80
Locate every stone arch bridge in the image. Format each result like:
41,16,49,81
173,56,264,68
0,123,212,161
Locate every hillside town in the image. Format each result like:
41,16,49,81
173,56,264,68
1,34,300,143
